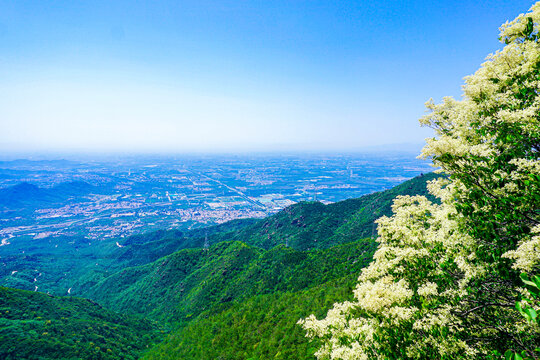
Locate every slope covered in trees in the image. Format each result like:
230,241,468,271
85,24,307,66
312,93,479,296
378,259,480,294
84,239,376,323
0,221,256,296
0,287,162,360
142,275,359,360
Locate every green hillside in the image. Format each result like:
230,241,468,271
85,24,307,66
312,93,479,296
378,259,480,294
84,239,375,323
142,275,359,360
0,287,162,360
0,172,438,297
210,172,440,250
0,220,257,296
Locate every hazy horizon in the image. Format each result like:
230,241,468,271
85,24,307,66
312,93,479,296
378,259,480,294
0,142,430,162
1,1,533,153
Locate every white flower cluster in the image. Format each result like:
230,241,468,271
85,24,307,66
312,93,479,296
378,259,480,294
299,187,483,358
504,224,540,272
300,2,540,358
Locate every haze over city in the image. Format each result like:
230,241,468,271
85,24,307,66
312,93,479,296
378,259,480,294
0,0,533,154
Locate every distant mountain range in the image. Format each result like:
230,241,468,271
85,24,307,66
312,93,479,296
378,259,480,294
0,181,96,209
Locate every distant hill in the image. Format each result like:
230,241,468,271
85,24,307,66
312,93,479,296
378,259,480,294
0,181,97,209
0,286,162,360
50,181,95,197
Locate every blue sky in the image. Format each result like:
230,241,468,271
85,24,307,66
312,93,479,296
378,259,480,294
0,0,535,153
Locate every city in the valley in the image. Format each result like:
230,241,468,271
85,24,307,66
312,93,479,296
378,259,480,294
0,153,431,243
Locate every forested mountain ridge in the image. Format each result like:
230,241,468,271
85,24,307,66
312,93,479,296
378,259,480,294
84,239,376,323
79,172,439,297
0,287,162,360
143,275,361,360
0,172,439,296
0,172,441,359
77,173,440,359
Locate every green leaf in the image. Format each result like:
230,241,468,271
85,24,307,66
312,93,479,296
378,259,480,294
532,275,540,289
526,307,537,321
520,273,538,288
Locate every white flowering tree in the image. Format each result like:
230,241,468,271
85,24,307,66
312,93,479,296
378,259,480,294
300,3,540,359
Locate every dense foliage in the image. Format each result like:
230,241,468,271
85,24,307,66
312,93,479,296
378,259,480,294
142,276,359,360
300,4,540,359
85,240,376,323
0,287,162,360
0,221,255,296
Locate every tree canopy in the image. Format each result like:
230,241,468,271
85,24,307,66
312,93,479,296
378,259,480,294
300,3,540,359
